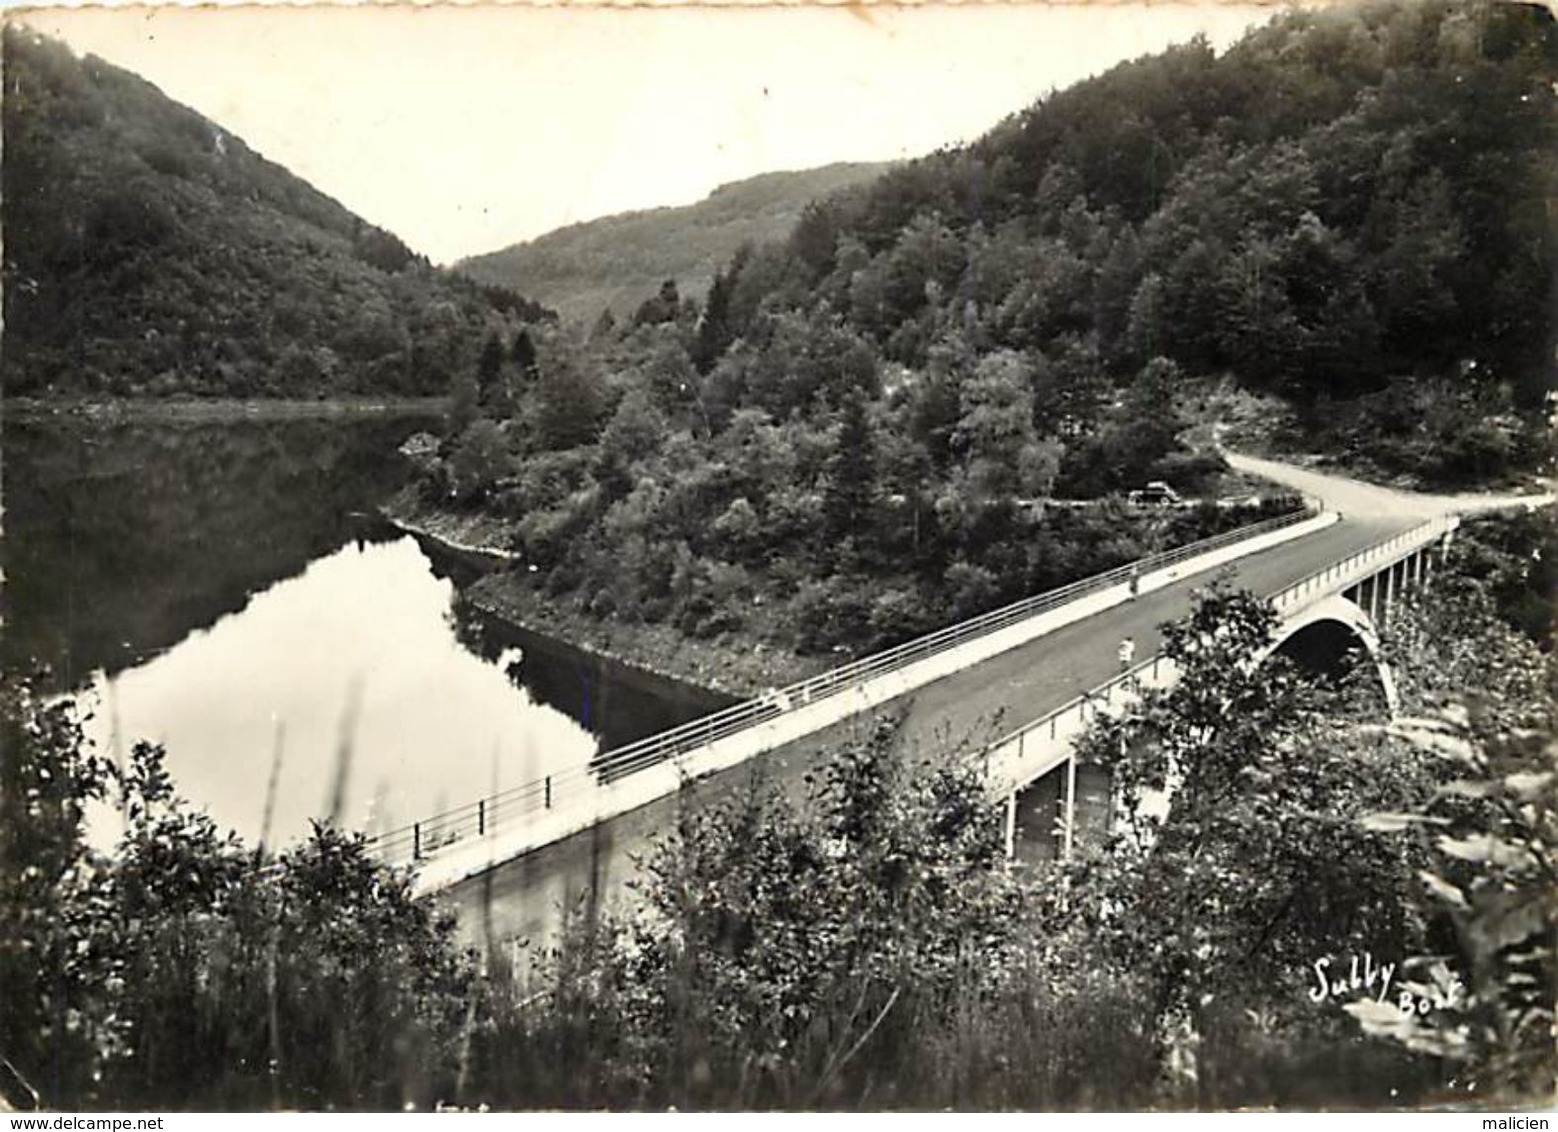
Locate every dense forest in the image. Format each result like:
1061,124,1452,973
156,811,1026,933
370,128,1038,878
457,162,893,323
413,0,1555,665
5,508,1551,1110
1,27,552,399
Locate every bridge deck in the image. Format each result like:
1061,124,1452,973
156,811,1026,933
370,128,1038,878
439,514,1416,956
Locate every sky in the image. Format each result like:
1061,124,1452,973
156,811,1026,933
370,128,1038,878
11,3,1281,265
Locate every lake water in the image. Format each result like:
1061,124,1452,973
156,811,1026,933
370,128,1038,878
2,409,727,851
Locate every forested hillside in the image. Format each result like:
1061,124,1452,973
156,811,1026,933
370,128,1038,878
685,0,1552,482
456,163,892,323
2,27,552,398
416,0,1556,667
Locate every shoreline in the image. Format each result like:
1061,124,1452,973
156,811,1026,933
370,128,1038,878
462,573,824,701
382,485,521,565
4,395,450,424
383,487,1332,704
384,489,821,700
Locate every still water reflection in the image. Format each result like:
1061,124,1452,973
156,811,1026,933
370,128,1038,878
86,536,602,847
4,410,726,850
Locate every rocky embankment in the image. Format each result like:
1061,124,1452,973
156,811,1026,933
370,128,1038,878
382,484,519,564
465,573,824,700
382,485,822,699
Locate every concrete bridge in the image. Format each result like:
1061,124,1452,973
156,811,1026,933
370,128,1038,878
993,513,1452,867
369,452,1548,962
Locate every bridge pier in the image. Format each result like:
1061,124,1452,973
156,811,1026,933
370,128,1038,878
1010,769,1058,866
1003,791,1017,859
1374,543,1443,624
1063,755,1078,859
1009,756,1112,866
1348,550,1426,629
1353,574,1374,623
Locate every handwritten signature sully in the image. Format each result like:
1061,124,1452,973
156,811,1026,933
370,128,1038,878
1308,952,1464,1016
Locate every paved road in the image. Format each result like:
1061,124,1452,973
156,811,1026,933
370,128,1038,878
439,455,1536,958
1224,451,1554,519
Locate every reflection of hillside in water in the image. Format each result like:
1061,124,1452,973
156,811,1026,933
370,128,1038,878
2,413,434,691
450,593,733,773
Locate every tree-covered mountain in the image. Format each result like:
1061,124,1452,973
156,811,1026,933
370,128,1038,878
415,0,1556,668
2,27,552,399
454,163,893,324
673,0,1552,482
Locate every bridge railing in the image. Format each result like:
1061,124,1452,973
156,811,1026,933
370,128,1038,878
368,501,1321,866
1269,513,1455,615
978,652,1181,795
980,512,1455,795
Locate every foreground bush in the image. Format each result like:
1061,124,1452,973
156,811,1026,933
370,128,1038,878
467,719,1190,1109
0,680,479,1110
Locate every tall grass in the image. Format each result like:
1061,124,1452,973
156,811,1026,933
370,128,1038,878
464,919,1165,1110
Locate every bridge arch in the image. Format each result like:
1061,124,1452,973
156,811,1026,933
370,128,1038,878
1262,595,1399,718
1024,596,1404,862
